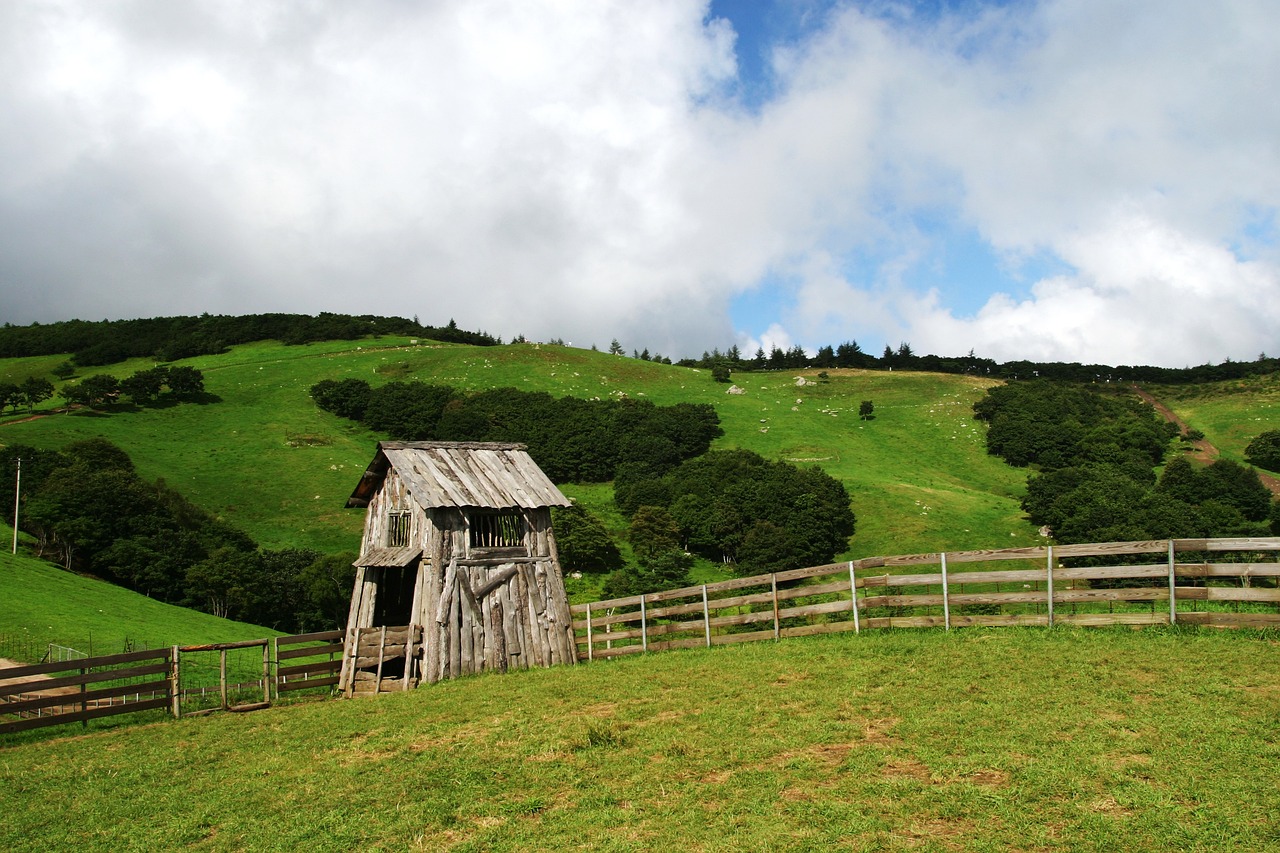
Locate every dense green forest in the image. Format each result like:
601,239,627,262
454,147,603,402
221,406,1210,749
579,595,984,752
3,438,352,633
311,378,723,483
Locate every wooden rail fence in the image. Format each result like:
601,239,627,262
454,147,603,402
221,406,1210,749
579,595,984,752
0,629,343,736
570,537,1280,661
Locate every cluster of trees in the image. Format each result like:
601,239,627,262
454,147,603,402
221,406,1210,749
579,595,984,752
311,379,723,483
3,439,354,632
674,341,1280,386
973,381,1177,470
1246,430,1280,472
973,381,1279,543
62,365,207,407
0,377,54,413
0,313,499,367
603,449,856,594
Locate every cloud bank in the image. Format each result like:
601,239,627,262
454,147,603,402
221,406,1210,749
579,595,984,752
1,0,1276,367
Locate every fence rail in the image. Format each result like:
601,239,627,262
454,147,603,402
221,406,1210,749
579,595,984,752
0,629,343,736
570,537,1280,661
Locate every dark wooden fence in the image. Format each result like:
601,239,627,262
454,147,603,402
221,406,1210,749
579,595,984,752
0,629,343,736
570,537,1280,660
0,648,172,735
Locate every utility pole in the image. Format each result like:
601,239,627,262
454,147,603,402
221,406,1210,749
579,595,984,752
12,457,19,555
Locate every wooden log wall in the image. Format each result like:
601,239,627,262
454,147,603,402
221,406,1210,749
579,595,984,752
422,508,576,683
570,537,1280,661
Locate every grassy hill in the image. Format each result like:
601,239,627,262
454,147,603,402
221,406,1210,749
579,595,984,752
0,541,276,663
3,626,1279,851
0,337,1036,560
4,340,1280,849
1152,371,1280,463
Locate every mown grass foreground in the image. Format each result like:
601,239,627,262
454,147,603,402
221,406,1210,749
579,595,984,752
4,627,1279,851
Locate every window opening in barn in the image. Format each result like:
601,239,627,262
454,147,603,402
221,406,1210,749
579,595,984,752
469,510,527,553
387,510,412,548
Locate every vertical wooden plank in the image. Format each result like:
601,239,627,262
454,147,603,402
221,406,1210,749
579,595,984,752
219,649,228,710
702,586,711,648
449,580,463,678
341,626,356,697
374,625,387,690
941,553,950,632
585,603,593,662
402,622,418,690
490,596,507,673
771,575,780,640
512,569,530,669
1046,546,1055,628
502,579,521,670
640,595,648,652
458,568,474,675
262,641,271,705
171,646,181,719
1168,539,1177,625
849,562,860,634
80,662,88,728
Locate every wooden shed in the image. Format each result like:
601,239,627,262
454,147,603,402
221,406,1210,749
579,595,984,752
338,441,577,695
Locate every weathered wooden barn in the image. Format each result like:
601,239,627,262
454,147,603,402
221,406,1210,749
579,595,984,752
338,441,577,695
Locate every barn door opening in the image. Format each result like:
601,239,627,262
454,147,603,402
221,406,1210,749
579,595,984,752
372,563,418,626
345,560,424,695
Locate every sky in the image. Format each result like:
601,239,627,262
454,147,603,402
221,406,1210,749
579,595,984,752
1,0,1277,368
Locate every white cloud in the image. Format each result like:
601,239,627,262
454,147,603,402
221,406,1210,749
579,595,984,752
745,0,1280,365
1,0,1277,367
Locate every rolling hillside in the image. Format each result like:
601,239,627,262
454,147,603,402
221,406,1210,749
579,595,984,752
0,542,276,662
0,337,1036,561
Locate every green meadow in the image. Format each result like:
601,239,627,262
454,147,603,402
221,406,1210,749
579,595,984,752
0,338,1034,559
0,544,275,661
1153,372,1280,464
3,627,1280,852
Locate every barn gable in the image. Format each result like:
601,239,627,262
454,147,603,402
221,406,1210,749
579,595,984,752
346,441,571,510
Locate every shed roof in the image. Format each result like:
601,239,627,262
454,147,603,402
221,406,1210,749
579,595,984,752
346,441,572,510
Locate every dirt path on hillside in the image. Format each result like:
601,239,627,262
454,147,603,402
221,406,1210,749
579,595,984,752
1132,385,1280,498
0,413,49,426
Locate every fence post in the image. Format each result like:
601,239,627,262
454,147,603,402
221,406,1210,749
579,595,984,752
262,640,271,705
849,561,860,634
269,637,278,700
585,603,593,662
171,645,181,719
771,574,780,640
80,662,88,729
702,585,711,647
639,596,648,652
940,553,950,631
1168,539,1177,625
1046,546,1055,628
219,648,229,710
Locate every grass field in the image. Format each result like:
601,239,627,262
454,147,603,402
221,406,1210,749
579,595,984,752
0,541,276,662
1153,373,1280,465
3,626,1279,851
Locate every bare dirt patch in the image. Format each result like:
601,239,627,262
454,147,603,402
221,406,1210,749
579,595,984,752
883,757,933,782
